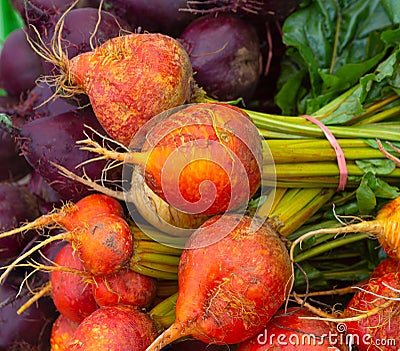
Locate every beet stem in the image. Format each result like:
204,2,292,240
289,220,381,264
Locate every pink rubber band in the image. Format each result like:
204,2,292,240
302,115,348,191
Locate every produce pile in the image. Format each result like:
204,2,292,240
0,0,399,350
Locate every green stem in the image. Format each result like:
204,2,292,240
294,232,370,262
135,240,182,256
130,264,178,280
138,252,180,267
251,114,400,140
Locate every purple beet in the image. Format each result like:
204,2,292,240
27,170,63,211
0,28,44,97
10,0,97,29
104,0,198,37
0,129,32,182
180,14,261,102
12,82,77,122
185,0,301,19
0,184,40,265
0,271,58,351
18,108,108,201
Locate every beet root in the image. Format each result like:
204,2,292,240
68,304,158,350
0,28,44,97
50,314,79,351
66,33,197,146
92,268,157,308
0,184,40,265
237,307,347,350
0,272,58,351
19,108,108,201
180,13,261,101
146,214,293,349
50,243,98,323
344,272,400,351
0,129,32,182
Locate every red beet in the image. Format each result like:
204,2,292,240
103,0,198,37
180,14,261,101
0,272,58,351
50,243,98,323
19,108,108,201
0,28,44,97
14,82,77,121
68,304,158,350
0,183,40,265
147,214,293,349
0,129,32,182
185,0,301,19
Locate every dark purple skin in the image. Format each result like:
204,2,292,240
10,0,98,28
180,14,261,102
103,0,198,37
13,82,77,122
0,271,58,351
0,130,32,182
185,0,301,19
0,184,41,265
0,28,44,98
27,170,63,210
19,108,108,202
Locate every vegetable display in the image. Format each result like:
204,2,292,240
0,0,399,350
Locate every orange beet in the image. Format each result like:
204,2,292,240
237,307,347,350
146,214,293,350
50,243,98,323
344,272,400,351
67,33,196,146
371,257,400,278
68,304,158,350
60,193,124,231
140,103,262,215
50,314,79,351
73,213,133,276
0,195,130,282
0,193,124,242
92,268,157,308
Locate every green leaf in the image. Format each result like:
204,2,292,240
356,172,399,213
355,159,397,175
356,173,377,214
0,0,23,50
293,262,330,290
381,0,400,23
0,113,12,131
276,0,398,115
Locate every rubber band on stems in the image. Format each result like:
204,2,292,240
302,115,348,191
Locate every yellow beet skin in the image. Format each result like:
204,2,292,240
69,33,196,146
